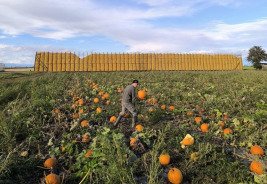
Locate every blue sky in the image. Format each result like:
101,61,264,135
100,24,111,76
1,0,267,66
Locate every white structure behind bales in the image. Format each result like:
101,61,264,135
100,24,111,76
260,62,267,70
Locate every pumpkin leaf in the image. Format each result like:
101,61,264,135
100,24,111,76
232,118,240,126
254,174,267,184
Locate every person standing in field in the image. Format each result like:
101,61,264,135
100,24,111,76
114,80,139,128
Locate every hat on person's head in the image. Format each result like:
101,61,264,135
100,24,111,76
132,80,139,84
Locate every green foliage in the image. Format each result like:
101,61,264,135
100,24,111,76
0,71,266,183
72,127,136,184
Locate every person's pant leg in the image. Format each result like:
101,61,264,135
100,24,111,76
119,103,126,116
124,103,137,117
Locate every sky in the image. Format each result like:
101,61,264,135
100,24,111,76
1,0,267,66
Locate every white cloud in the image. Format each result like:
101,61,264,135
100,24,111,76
0,0,265,66
0,44,34,64
0,44,71,64
0,0,241,38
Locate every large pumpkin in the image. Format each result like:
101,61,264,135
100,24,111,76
44,158,57,168
250,161,264,175
109,116,117,123
138,90,147,100
200,123,209,133
250,145,264,156
180,134,194,146
135,124,144,132
45,173,60,184
168,167,183,184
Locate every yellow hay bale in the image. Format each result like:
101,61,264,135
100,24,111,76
34,52,243,72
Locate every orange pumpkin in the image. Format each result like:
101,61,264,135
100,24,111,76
194,117,202,124
135,124,144,132
200,123,209,133
78,99,84,106
44,158,57,168
223,128,233,135
250,161,264,175
180,134,194,146
84,150,93,158
81,120,89,127
93,98,99,103
161,105,166,110
130,137,137,146
159,153,170,166
168,167,183,184
103,93,110,100
169,105,175,111
45,173,60,184
109,116,117,123
250,145,264,156
78,108,84,114
138,90,147,100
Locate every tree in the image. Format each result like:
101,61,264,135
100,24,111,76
247,46,267,70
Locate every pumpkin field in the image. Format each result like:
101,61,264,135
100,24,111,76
0,70,266,184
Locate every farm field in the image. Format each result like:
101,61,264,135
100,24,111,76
0,71,266,184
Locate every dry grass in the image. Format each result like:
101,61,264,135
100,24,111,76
3,67,34,72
